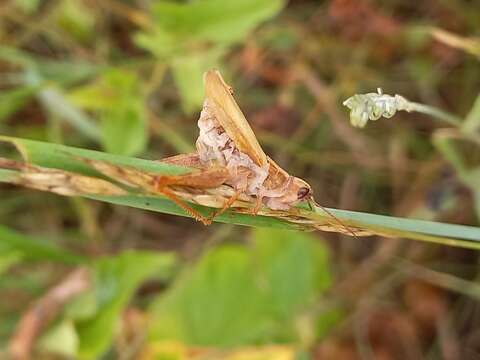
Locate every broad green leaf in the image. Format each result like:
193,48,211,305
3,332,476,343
0,225,85,264
253,229,331,322
149,245,273,346
65,291,98,321
101,103,147,156
136,0,285,57
38,320,79,358
76,250,176,360
134,0,285,112
149,231,332,346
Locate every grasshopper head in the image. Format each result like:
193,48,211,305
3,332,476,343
263,176,313,210
294,177,312,201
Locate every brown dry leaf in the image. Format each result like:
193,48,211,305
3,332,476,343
0,157,126,197
77,157,158,191
328,0,400,40
9,268,92,360
367,309,423,359
313,338,358,360
430,27,480,58
403,279,448,331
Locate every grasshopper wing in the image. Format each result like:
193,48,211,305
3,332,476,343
204,69,268,167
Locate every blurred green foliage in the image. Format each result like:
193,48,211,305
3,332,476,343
75,251,176,359
0,225,85,264
69,68,147,155
1,0,480,359
135,0,285,112
14,0,40,14
149,229,331,346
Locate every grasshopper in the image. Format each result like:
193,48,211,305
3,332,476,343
0,70,354,233
154,69,314,225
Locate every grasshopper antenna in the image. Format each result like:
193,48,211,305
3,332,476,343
309,199,358,238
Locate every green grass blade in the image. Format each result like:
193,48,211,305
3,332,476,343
1,135,479,249
0,225,86,264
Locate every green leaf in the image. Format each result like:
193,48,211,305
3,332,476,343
0,87,37,121
0,46,100,87
54,0,95,43
0,46,36,68
149,245,273,346
38,320,79,358
134,0,285,112
0,251,23,275
0,136,189,177
149,230,332,346
137,0,285,57
253,229,331,322
70,68,147,155
68,81,118,110
38,88,101,141
315,307,345,339
76,250,176,360
0,225,85,264
171,52,222,112
65,291,98,321
100,103,147,156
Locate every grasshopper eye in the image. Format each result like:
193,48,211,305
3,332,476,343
297,187,310,200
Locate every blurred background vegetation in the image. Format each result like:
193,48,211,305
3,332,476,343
0,0,480,359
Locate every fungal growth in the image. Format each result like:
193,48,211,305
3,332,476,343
195,71,313,211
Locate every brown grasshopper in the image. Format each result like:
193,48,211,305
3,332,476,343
153,69,314,225
0,70,354,233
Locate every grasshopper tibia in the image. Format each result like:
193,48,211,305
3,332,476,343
153,164,231,225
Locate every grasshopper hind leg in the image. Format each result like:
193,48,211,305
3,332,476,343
153,177,214,226
159,188,213,225
205,189,243,222
152,166,230,226
160,187,213,225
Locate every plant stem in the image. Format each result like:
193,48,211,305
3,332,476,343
410,102,463,127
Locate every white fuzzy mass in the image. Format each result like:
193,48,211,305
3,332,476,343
196,100,269,196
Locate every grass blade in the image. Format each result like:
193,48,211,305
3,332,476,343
0,135,479,249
